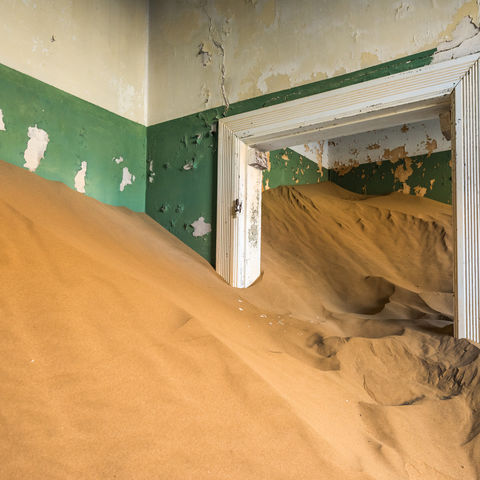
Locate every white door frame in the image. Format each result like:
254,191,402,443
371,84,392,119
217,53,480,343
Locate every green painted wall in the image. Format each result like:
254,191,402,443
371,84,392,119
263,148,327,190
146,49,436,265
146,109,221,263
0,62,146,211
330,151,452,204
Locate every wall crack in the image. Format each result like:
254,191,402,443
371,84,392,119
201,4,230,114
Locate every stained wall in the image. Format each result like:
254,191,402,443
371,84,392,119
147,0,479,125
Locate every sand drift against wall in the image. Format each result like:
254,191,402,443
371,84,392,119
0,161,478,479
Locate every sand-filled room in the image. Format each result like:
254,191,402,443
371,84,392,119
1,1,480,479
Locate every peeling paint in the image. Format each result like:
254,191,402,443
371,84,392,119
393,157,413,182
119,166,135,192
434,15,480,62
414,185,427,197
113,156,124,164
425,137,438,157
384,146,408,164
201,6,230,113
0,61,146,211
249,150,269,170
290,141,326,171
147,0,467,126
0,109,5,131
333,160,359,176
330,151,452,204
23,125,49,172
198,42,213,66
74,161,87,193
191,216,211,237
326,119,449,169
146,50,444,265
264,148,326,189
148,159,155,183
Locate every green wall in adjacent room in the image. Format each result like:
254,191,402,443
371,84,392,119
263,148,327,190
329,151,452,204
146,49,436,266
0,62,146,212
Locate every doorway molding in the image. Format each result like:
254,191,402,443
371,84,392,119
217,53,480,342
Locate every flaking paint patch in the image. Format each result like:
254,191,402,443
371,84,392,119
329,151,452,204
333,160,359,176
74,161,87,193
327,119,447,168
434,15,480,62
148,159,155,183
113,156,124,164
414,185,427,197
291,141,325,170
0,109,5,131
23,125,49,172
384,146,408,164
120,166,135,192
198,41,213,66
393,157,413,183
191,216,211,237
425,138,437,157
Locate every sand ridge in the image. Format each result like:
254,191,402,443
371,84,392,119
0,160,478,479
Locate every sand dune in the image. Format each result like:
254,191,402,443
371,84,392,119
0,160,478,479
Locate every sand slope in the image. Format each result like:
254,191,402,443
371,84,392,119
0,160,478,479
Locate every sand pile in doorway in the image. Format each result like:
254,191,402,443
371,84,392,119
0,160,478,480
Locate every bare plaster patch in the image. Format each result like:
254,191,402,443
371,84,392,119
0,109,5,131
74,161,87,193
23,125,49,172
148,159,155,183
191,216,211,237
120,166,135,192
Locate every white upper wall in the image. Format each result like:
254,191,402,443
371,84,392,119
148,0,480,125
3,0,479,127
0,0,148,124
